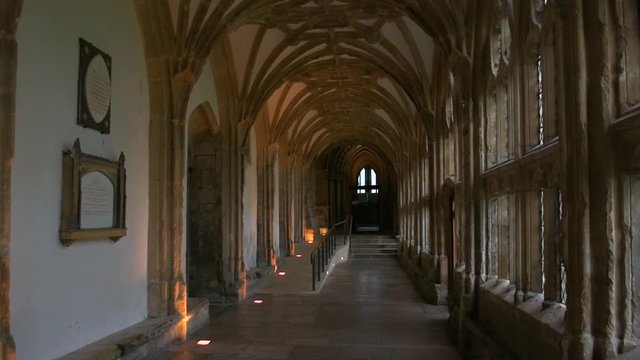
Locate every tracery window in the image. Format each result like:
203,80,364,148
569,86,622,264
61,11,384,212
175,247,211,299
356,167,378,194
487,194,515,281
525,187,564,302
482,0,565,304
616,0,640,112
615,0,640,340
484,11,513,170
483,5,516,283
629,176,640,337
526,5,559,152
357,168,365,194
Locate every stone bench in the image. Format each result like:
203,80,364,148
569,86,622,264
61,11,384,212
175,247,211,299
59,298,209,360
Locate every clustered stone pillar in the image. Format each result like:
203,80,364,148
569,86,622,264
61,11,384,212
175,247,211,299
220,117,246,299
277,144,291,256
254,114,272,268
292,159,305,245
212,41,247,300
134,0,240,325
562,3,592,355
0,1,21,358
135,0,210,331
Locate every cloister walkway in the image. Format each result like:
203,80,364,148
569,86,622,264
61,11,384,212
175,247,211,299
152,245,460,359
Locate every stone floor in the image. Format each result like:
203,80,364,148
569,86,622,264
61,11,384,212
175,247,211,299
150,249,460,359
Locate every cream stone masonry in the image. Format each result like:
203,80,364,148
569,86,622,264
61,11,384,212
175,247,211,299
5,1,640,359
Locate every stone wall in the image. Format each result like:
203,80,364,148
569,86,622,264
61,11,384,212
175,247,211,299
11,1,149,358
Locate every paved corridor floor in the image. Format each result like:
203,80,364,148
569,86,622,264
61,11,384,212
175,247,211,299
152,258,460,359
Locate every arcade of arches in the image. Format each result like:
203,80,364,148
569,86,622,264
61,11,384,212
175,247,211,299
1,0,640,359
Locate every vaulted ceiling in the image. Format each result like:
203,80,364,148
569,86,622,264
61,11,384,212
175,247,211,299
174,0,467,167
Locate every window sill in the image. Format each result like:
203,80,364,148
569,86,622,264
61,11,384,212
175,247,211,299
481,140,560,179
480,278,566,335
610,107,640,170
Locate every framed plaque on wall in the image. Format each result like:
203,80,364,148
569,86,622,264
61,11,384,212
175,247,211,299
59,139,126,246
77,38,112,134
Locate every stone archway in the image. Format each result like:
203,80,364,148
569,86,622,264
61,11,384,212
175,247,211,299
343,147,394,234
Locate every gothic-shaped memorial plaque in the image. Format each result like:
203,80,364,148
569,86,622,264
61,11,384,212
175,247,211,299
59,139,126,246
77,38,112,134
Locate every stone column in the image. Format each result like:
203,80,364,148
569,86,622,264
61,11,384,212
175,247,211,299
459,92,475,296
468,0,494,317
561,0,594,357
297,160,305,242
417,142,425,256
209,38,248,299
277,144,291,256
582,1,625,357
255,118,270,267
134,1,192,325
145,68,190,323
412,147,420,258
0,1,21,358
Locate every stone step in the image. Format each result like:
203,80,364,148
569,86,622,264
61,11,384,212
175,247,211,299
351,243,398,249
350,253,398,259
350,235,395,239
350,238,398,244
350,236,397,240
351,250,398,256
350,235,399,259
354,239,397,242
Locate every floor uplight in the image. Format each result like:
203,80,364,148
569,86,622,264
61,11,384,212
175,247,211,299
296,254,302,258
278,271,286,276
253,299,264,304
197,340,211,346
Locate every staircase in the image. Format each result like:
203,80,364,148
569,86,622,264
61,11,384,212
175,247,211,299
350,234,398,259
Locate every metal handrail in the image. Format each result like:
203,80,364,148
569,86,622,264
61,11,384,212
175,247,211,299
310,217,351,291
347,215,354,256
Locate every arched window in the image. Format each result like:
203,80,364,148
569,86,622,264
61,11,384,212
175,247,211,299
370,169,378,194
356,167,379,194
357,168,366,194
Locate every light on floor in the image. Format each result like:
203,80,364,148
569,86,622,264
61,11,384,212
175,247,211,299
278,271,286,276
296,254,302,258
253,299,264,304
197,340,211,346
341,257,344,260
